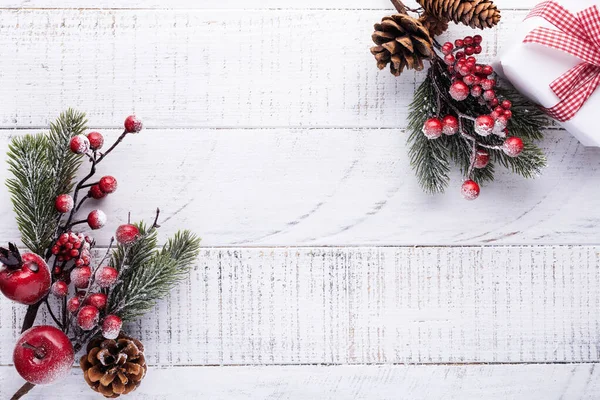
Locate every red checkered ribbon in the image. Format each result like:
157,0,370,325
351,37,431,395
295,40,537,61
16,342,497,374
523,1,600,122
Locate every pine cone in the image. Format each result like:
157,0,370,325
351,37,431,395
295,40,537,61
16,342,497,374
80,335,147,398
418,13,449,37
416,0,501,29
370,14,434,76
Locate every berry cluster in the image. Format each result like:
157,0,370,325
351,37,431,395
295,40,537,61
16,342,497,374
50,232,92,265
420,35,526,200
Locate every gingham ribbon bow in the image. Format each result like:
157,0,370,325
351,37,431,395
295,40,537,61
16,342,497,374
523,1,600,122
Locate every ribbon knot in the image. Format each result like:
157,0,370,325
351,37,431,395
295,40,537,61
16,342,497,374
523,1,600,122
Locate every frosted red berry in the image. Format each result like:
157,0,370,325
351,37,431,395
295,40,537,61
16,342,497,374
85,293,107,310
503,137,524,157
89,184,106,199
444,54,455,65
449,81,470,101
481,79,496,91
69,135,90,154
77,305,100,331
422,118,443,139
116,224,140,245
501,100,512,110
124,115,143,133
483,89,496,102
95,266,119,288
102,315,123,340
482,65,494,76
470,85,483,98
474,115,495,136
87,210,107,230
503,110,513,119
86,132,104,150
461,180,480,200
99,176,118,194
51,281,68,297
442,115,459,135
54,194,74,214
70,266,92,289
67,297,81,313
474,150,490,169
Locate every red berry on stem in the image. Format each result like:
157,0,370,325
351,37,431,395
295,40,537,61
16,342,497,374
442,115,459,135
13,326,74,385
461,180,480,200
474,45,482,54
54,194,74,214
86,131,104,150
69,135,90,154
474,149,490,169
463,75,476,86
51,281,68,297
96,266,119,288
85,293,108,310
474,115,495,136
442,42,454,55
99,176,118,194
465,46,475,56
501,100,512,110
473,34,483,44
124,115,143,133
503,137,524,157
116,224,141,245
77,305,100,331
449,81,470,101
102,315,123,340
455,51,465,59
71,266,92,289
470,85,483,98
483,89,496,101
464,36,474,45
444,54,455,65
489,98,499,107
503,109,513,119
67,297,81,313
422,118,443,139
0,251,51,305
87,210,107,230
481,79,496,91
455,39,464,48
89,184,106,199
482,65,494,76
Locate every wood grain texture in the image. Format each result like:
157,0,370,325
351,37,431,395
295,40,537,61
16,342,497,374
2,364,600,400
1,129,599,246
0,8,532,129
2,246,599,366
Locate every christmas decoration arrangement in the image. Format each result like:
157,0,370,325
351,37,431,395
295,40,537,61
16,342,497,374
370,0,547,199
1,110,201,399
495,0,600,147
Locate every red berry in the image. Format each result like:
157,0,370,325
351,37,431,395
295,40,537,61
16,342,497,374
85,293,108,310
70,266,92,289
464,36,474,46
470,85,483,98
474,65,483,74
13,326,74,385
67,297,81,313
449,81,470,101
465,46,475,56
86,131,104,150
77,305,100,331
0,252,51,305
455,51,465,59
87,210,107,230
442,42,454,55
489,98,499,107
51,281,68,297
482,65,494,76
503,110,513,119
482,79,496,91
99,176,118,194
89,184,106,199
444,54,455,65
69,249,79,258
116,224,141,245
490,110,503,120
503,137,524,157
58,233,69,244
474,45,482,54
96,266,119,288
463,75,476,86
102,315,123,340
483,89,496,101
69,135,90,154
422,118,443,139
51,246,60,255
474,149,490,169
455,39,464,48
124,115,143,133
442,115,459,135
64,242,73,251
473,35,483,44
54,194,74,214
474,115,495,136
461,180,480,200
501,100,512,110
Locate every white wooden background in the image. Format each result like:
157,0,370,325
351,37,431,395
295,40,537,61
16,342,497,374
1,0,600,398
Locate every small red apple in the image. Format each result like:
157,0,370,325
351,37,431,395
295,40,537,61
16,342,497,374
0,244,51,305
13,325,74,385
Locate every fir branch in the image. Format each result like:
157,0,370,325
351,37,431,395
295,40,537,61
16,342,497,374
108,226,201,322
5,110,86,255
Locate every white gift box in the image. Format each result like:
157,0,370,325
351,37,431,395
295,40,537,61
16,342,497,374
494,0,600,147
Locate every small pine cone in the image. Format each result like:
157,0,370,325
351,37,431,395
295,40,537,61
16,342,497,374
370,13,434,76
416,0,501,29
80,334,147,398
418,13,449,37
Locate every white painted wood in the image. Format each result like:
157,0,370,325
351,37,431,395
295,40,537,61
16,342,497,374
1,129,598,247
1,0,540,10
2,364,600,399
2,246,599,366
0,9,532,129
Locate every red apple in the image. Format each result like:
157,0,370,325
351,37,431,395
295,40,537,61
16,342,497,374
13,325,74,385
0,244,51,305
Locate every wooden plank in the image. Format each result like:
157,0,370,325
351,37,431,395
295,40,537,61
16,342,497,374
2,246,599,366
1,128,598,247
0,8,531,129
2,364,600,399
2,0,540,10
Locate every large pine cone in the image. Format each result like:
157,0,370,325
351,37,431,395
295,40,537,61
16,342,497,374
80,335,147,398
418,13,449,37
416,0,501,29
370,14,434,76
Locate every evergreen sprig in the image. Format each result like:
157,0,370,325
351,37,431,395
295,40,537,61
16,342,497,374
108,224,201,322
406,62,547,194
6,109,87,254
